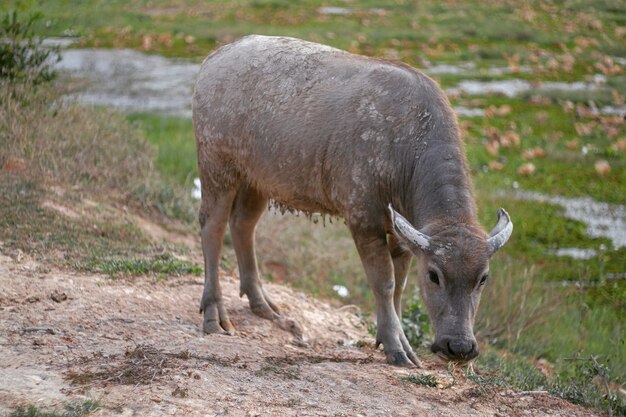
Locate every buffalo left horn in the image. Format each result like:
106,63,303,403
487,208,513,254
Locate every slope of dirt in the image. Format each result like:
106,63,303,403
0,252,598,416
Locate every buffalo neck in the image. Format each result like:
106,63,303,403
402,131,478,231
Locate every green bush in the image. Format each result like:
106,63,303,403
401,290,431,348
0,9,60,83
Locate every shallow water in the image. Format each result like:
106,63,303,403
318,6,352,15
447,79,604,98
56,48,199,117
514,191,626,250
545,247,598,260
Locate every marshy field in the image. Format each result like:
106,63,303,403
1,1,625,416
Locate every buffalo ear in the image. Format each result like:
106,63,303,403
388,204,432,252
487,208,513,254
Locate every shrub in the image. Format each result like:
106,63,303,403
0,9,60,83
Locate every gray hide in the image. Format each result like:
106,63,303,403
192,35,512,367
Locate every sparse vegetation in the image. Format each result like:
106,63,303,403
402,373,438,388
472,351,626,416
85,252,201,277
7,401,101,417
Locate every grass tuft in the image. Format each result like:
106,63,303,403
85,252,202,277
474,351,626,416
8,400,101,417
402,373,438,387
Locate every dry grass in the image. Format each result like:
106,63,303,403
475,264,562,346
0,81,196,222
254,211,368,305
0,81,154,191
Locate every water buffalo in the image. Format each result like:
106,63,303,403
192,35,512,367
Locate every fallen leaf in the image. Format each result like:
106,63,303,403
612,138,626,152
485,141,499,156
142,35,152,50
503,131,521,147
594,159,611,175
488,161,504,170
518,163,536,176
535,111,548,125
575,122,595,136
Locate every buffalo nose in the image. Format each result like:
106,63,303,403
447,340,478,360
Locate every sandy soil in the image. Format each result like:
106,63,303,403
0,251,599,416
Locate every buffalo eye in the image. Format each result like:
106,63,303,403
428,270,440,286
479,274,489,286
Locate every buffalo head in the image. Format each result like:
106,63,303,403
389,205,512,361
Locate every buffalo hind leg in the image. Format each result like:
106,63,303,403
350,225,420,367
229,185,280,319
199,189,237,335
388,234,412,320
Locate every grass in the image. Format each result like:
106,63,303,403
1,82,154,192
471,350,626,416
127,113,197,186
1,1,625,414
7,401,101,417
0,81,198,273
85,252,202,277
402,373,438,388
3,0,622,85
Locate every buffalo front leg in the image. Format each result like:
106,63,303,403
229,185,280,320
350,226,420,367
389,234,412,320
199,189,237,335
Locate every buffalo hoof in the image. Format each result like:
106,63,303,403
385,351,418,368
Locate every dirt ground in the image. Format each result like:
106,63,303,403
0,248,599,416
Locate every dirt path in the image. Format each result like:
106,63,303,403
0,252,597,416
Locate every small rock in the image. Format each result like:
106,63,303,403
51,290,68,303
172,386,188,398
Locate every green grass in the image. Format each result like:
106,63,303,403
472,350,626,416
127,113,197,186
2,0,624,83
85,252,202,277
402,373,438,388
